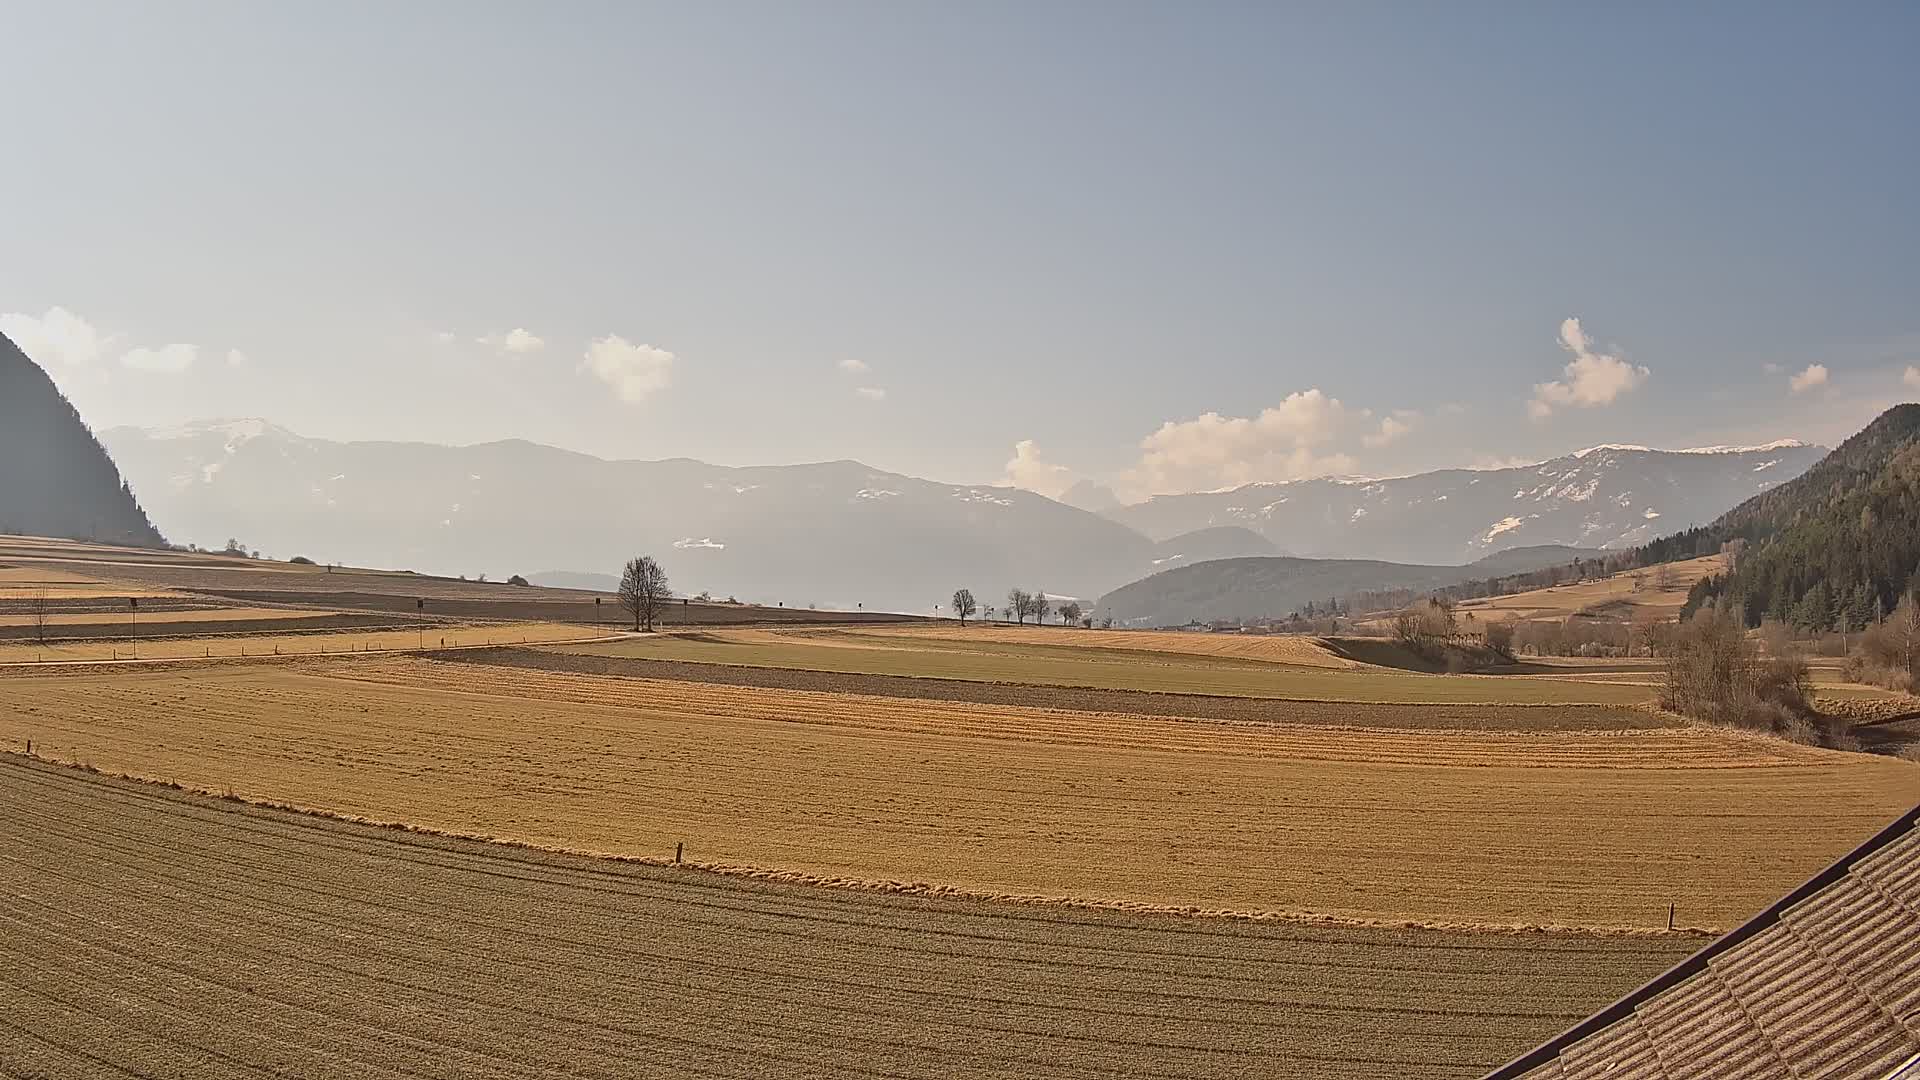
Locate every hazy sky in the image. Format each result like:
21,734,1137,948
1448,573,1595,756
4,2,1917,501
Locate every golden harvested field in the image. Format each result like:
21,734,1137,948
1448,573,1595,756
1458,553,1729,623
0,621,591,663
0,756,1695,1079
0,605,341,627
548,628,1654,704
6,656,1913,931
0,563,183,600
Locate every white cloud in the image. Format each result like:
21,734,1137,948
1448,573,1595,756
120,344,197,374
479,327,545,353
1362,410,1415,448
1002,439,1075,498
1527,317,1650,419
226,348,247,368
582,335,676,403
1904,366,1920,390
0,306,114,368
1123,388,1361,497
837,357,870,374
1762,362,1784,375
854,386,887,401
1788,363,1829,394
432,331,457,345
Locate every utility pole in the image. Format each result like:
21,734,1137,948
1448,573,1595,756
416,597,426,649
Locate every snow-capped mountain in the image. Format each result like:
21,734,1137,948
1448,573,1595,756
1102,442,1827,564
100,420,1160,612
99,420,1825,612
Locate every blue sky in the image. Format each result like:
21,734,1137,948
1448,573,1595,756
3,2,1916,500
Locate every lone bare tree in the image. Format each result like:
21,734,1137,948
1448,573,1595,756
618,555,671,632
1007,588,1030,626
1028,589,1049,626
951,588,978,625
30,589,50,645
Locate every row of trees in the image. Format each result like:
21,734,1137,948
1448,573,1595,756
948,588,1087,627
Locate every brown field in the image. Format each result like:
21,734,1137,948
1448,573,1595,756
5,656,1913,931
0,620,593,663
1457,553,1728,623
0,756,1695,1079
546,627,1657,704
464,646,1671,730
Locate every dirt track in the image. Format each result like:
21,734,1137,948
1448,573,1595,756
0,756,1693,1079
462,647,1668,730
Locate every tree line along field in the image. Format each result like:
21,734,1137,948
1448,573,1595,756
5,655,1913,931
0,756,1699,1080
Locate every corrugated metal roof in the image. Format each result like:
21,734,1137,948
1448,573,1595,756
1486,805,1920,1080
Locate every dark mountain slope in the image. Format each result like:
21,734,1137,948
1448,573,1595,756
0,332,162,546
1677,404,1920,627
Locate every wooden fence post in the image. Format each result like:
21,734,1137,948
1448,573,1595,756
675,842,683,864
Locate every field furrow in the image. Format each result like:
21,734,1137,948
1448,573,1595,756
0,758,1695,1079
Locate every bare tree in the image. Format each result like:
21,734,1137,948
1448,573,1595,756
30,589,50,646
1059,601,1083,626
1007,588,1030,626
951,588,978,625
1028,589,1049,626
618,555,671,632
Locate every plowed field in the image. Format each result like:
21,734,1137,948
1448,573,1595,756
5,656,1912,930
0,756,1695,1079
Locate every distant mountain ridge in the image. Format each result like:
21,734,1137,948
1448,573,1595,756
101,419,1159,612
1103,442,1825,564
1095,545,1603,627
103,418,1821,615
0,331,163,546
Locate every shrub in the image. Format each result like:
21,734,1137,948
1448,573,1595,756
506,574,530,587
1660,603,1815,733
288,555,315,565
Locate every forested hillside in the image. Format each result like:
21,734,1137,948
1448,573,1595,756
1679,404,1920,628
0,331,164,546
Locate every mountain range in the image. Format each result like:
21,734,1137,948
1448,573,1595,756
97,417,1824,616
1107,441,1827,563
0,332,163,547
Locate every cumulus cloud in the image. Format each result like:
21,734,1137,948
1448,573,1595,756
120,344,198,374
1788,363,1829,394
1527,318,1650,420
837,357,870,374
582,335,675,403
1905,366,1920,390
1362,410,1416,449
226,348,247,368
479,328,544,353
854,386,887,401
1124,388,1361,497
1003,439,1075,498
0,306,114,368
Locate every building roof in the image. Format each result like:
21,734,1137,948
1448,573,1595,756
1487,804,1920,1080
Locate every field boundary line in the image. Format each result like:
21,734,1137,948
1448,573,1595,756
0,751,1721,940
